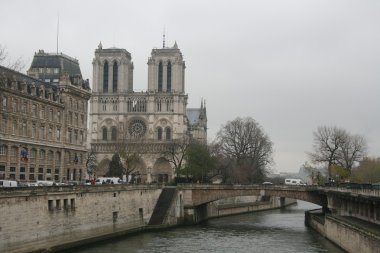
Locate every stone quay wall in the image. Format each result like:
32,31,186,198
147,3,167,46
306,210,380,253
207,196,296,219
0,185,163,253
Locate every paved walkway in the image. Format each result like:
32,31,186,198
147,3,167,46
333,215,380,238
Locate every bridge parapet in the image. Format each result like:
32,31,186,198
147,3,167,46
323,187,380,198
179,184,326,207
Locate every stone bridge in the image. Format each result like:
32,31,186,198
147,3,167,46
180,184,327,207
179,184,380,225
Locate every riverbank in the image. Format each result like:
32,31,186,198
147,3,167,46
0,186,296,253
305,209,380,253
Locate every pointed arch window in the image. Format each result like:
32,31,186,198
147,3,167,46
157,127,163,140
167,61,172,92
165,127,171,140
111,127,117,140
158,61,163,92
103,61,109,93
102,127,107,140
113,61,118,93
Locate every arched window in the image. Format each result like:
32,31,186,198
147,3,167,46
158,61,163,92
167,61,172,92
103,61,108,93
102,127,107,140
165,127,171,140
157,127,163,140
113,61,118,93
111,127,117,140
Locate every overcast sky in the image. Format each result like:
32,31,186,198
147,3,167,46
1,0,380,173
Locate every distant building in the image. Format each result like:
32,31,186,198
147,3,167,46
89,41,207,183
0,51,91,182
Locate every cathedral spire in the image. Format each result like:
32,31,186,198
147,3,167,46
163,27,166,48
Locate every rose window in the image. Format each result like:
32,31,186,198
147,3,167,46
128,119,147,138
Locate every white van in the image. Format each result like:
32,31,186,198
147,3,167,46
285,178,305,186
36,180,56,186
95,177,121,185
0,180,18,187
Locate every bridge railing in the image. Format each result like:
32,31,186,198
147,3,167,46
322,187,380,197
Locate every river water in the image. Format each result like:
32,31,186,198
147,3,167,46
70,201,344,253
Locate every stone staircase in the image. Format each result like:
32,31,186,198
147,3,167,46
148,187,177,225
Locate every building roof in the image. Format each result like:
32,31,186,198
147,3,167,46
187,108,202,125
0,65,58,91
30,50,82,77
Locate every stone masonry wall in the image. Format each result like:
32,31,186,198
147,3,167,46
0,185,162,253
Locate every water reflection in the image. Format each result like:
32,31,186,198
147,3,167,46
70,201,344,253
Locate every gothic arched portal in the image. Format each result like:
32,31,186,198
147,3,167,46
152,157,172,183
97,158,111,177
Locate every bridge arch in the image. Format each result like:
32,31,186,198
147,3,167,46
180,185,326,207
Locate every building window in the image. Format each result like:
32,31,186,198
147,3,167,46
111,127,117,140
22,102,27,114
165,127,171,140
40,107,45,119
103,61,109,93
48,127,53,140
0,116,7,133
40,125,45,139
113,61,118,93
39,150,45,159
30,149,36,158
69,112,72,125
102,127,107,140
75,113,78,126
158,61,163,92
80,131,83,144
12,121,17,135
56,152,61,163
48,151,54,161
81,115,84,126
57,111,61,122
74,130,78,144
32,124,36,138
56,128,61,141
32,104,37,117
10,147,17,156
22,121,27,136
49,109,53,121
157,127,163,140
167,61,172,92
12,99,17,113
0,145,6,155
2,96,7,111
69,130,73,143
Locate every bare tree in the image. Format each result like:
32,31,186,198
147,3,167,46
162,136,190,176
86,148,97,179
216,117,273,183
116,129,143,182
308,126,367,177
119,145,140,182
337,134,367,172
0,44,25,72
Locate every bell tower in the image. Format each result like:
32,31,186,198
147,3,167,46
147,41,185,93
92,42,134,93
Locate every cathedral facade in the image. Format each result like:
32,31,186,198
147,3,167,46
89,42,207,183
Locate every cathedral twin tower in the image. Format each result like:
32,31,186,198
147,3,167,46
89,41,207,183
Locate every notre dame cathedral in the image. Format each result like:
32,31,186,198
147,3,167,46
89,41,207,183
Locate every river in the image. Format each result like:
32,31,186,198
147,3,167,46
70,201,344,253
